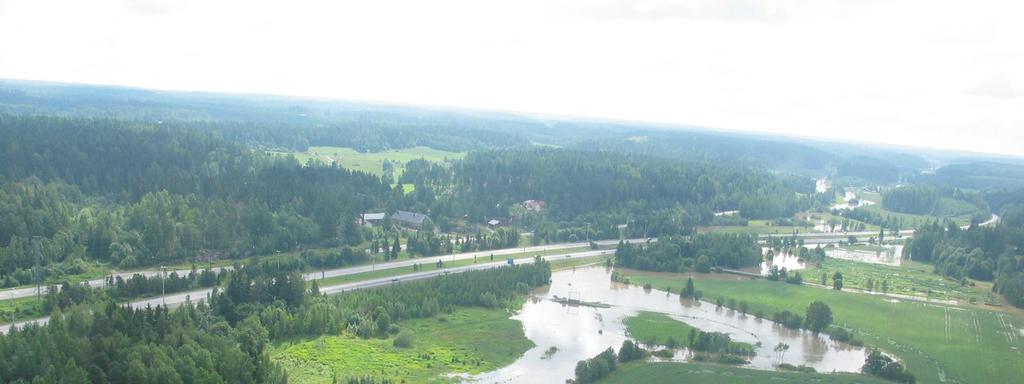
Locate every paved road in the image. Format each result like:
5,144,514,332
0,248,612,334
0,266,234,301
0,238,631,302
757,214,999,244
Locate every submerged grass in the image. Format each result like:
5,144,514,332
622,270,1024,384
601,362,894,384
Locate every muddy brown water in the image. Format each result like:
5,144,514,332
460,266,867,383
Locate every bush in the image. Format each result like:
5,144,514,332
862,349,916,383
393,331,414,348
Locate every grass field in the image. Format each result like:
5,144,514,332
623,311,697,346
699,220,808,235
621,271,1024,384
272,307,532,383
803,256,997,305
601,362,895,384
268,146,464,180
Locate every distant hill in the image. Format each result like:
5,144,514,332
2,79,1007,186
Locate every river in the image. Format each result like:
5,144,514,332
462,266,868,383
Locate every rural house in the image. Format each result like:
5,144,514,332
392,210,430,228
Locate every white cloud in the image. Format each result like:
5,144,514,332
967,72,1022,99
0,0,1022,156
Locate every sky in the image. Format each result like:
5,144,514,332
1,0,1022,156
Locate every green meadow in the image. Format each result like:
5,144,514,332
621,271,1024,384
271,307,532,383
623,311,698,346
269,146,464,179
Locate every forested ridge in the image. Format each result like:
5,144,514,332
401,148,822,232
0,113,406,280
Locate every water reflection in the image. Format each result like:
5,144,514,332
464,266,867,383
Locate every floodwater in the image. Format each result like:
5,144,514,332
760,248,806,275
827,245,903,266
463,267,867,383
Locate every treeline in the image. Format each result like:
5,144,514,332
614,234,761,273
0,114,408,276
903,221,1024,307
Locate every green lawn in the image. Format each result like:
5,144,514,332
268,146,464,180
272,307,532,383
623,311,697,346
602,362,895,384
621,271,1024,384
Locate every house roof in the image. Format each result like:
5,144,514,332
392,210,428,225
363,213,386,221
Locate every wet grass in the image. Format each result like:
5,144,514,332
621,271,1024,384
271,307,532,383
602,362,894,384
623,311,697,346
803,256,997,305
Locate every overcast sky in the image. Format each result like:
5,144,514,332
1,0,1022,156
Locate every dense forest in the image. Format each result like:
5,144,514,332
614,234,761,273
881,185,988,216
0,259,552,383
902,201,1024,307
401,148,820,230
0,114,409,278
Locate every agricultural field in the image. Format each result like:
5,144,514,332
602,362,895,384
268,146,464,180
620,271,1024,384
803,256,999,305
271,307,532,383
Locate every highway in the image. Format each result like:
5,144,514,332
0,238,631,302
0,248,612,334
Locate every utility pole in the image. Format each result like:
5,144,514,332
160,266,167,306
32,236,42,306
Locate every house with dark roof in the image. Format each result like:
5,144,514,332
360,212,386,227
392,210,430,228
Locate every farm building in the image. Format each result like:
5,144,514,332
360,212,386,226
392,210,430,228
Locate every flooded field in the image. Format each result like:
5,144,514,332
464,267,867,383
827,245,903,266
760,248,806,275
